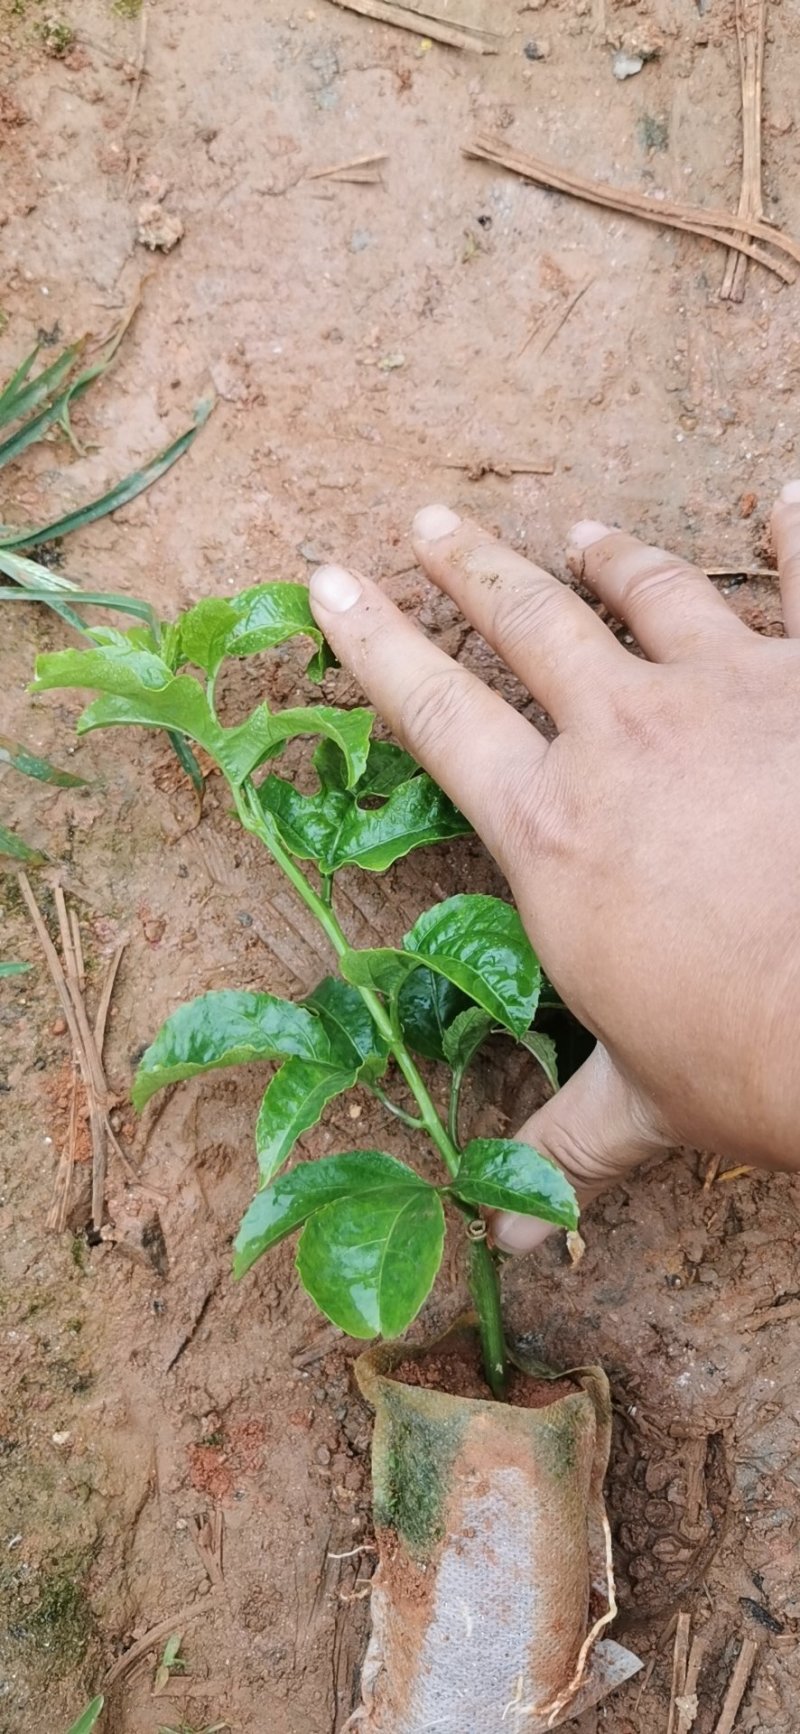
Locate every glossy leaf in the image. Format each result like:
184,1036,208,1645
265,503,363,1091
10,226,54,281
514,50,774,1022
519,1029,559,1092
255,1058,359,1184
0,961,32,977
76,683,220,754
304,976,389,1075
233,1148,421,1277
340,946,418,997
221,703,373,788
0,733,87,787
66,1697,105,1734
397,969,471,1061
132,989,333,1109
32,641,176,697
178,582,333,681
405,894,540,1038
442,1006,493,1072
0,824,45,863
454,1138,578,1227
296,1185,445,1338
258,768,469,873
357,741,419,797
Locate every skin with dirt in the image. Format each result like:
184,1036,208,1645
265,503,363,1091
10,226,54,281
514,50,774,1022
1,0,799,1730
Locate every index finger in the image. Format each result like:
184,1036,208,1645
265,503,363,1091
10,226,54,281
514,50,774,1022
309,563,544,869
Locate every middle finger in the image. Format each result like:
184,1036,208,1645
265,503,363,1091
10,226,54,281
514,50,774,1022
412,504,639,729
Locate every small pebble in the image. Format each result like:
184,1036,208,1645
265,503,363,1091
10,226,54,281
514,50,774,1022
51,1017,67,1036
613,51,644,79
52,1430,71,1446
316,1444,331,1466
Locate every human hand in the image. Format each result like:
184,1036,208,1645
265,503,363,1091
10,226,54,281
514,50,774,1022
309,487,800,1252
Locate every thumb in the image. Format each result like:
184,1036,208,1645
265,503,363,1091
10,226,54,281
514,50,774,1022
491,1043,671,1254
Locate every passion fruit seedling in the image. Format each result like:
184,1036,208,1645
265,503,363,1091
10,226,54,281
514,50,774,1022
31,585,578,1397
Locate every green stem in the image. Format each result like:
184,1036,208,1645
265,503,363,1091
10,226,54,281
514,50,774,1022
370,1084,424,1130
236,775,508,1393
448,1067,464,1151
468,1236,507,1400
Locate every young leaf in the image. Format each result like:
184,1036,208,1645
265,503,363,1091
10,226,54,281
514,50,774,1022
0,961,32,978
304,976,389,1074
258,769,469,874
65,1698,104,1734
454,1138,578,1228
32,641,177,697
220,703,373,788
0,733,87,787
405,894,540,1038
356,741,419,797
442,1006,494,1072
255,1059,359,1184
132,989,334,1109
340,946,419,997
76,682,220,753
397,969,471,1061
296,1186,445,1338
178,582,333,681
0,824,46,863
233,1148,422,1277
519,1029,559,1092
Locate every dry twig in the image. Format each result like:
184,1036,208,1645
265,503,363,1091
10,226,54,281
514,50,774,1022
711,1638,758,1734
676,1634,707,1734
667,1612,692,1734
326,0,499,52
306,151,387,184
104,1597,218,1686
465,134,800,284
721,0,766,301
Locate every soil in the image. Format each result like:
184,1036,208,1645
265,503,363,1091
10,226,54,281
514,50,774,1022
392,1338,579,1409
1,1,800,1732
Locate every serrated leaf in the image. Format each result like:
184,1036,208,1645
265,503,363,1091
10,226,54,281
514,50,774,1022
304,976,388,1074
255,1058,359,1184
296,1185,445,1338
397,969,471,1061
454,1138,578,1228
0,824,46,863
0,733,87,787
132,989,333,1109
442,1006,493,1071
519,1029,559,1092
0,961,32,978
405,894,540,1038
233,1149,421,1277
66,1698,105,1734
178,582,333,681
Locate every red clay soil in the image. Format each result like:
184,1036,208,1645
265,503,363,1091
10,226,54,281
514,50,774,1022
392,1340,579,1409
2,2,800,1731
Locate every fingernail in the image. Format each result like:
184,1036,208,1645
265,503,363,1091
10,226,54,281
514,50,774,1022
310,565,363,613
413,504,462,543
568,519,611,550
780,480,800,504
491,1211,550,1255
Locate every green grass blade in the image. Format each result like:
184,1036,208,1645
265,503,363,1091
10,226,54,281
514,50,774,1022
0,733,87,786
0,961,32,977
0,584,94,635
166,728,205,796
0,342,83,439
2,397,214,550
0,547,81,591
0,824,47,863
0,345,40,425
66,1696,105,1734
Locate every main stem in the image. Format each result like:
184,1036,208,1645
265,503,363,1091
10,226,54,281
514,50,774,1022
236,778,508,1396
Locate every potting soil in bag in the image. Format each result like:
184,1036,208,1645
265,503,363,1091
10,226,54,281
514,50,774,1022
348,1328,641,1731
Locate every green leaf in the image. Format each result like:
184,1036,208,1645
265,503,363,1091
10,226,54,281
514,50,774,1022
0,342,82,446
0,824,46,863
2,400,213,550
0,733,87,787
178,581,333,681
442,1006,494,1071
0,344,41,425
222,703,373,788
519,1029,559,1092
357,741,419,797
0,961,32,978
32,641,177,697
255,1058,359,1184
66,1698,105,1734
296,1186,445,1338
397,969,471,1061
405,894,540,1038
304,976,389,1074
258,768,469,874
343,894,540,1039
454,1138,578,1228
132,989,333,1109
233,1148,421,1277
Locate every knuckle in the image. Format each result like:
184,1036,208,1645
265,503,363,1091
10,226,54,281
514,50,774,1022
399,665,478,757
493,582,566,654
501,754,572,862
621,557,700,614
